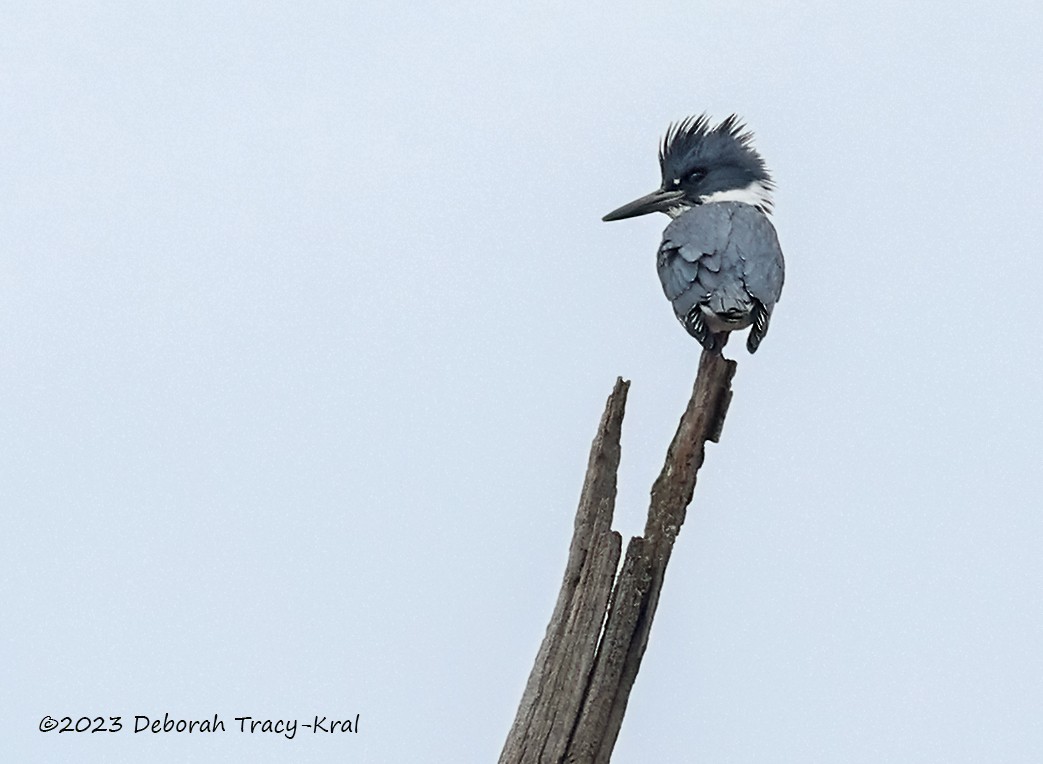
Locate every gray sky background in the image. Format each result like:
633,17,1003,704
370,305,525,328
3,2,1042,762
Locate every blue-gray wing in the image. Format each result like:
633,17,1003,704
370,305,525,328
656,202,784,352
730,205,785,312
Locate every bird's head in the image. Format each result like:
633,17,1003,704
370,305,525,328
603,114,774,222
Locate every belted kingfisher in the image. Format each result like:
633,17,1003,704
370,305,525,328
603,114,785,353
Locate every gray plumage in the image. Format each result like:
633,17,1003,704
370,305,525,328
658,202,784,353
603,113,786,354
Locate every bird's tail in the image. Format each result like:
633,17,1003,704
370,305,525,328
681,306,727,353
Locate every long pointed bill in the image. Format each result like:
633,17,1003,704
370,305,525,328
602,188,686,221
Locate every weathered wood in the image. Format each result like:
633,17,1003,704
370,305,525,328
501,352,736,764
577,350,736,762
564,537,647,763
499,378,630,764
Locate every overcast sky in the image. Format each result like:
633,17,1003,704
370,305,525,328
3,2,1042,762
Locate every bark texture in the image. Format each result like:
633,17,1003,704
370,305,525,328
499,350,736,764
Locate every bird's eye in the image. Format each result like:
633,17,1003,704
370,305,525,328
683,168,707,184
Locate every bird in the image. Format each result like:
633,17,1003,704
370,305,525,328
603,114,785,354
